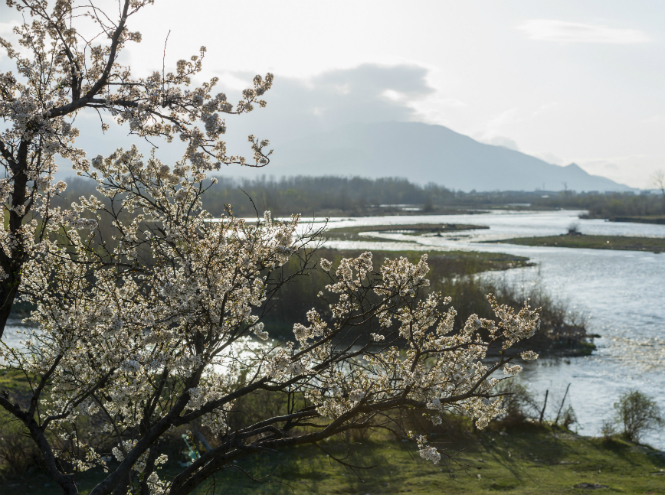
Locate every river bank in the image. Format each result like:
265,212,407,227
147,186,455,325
488,233,665,253
582,214,665,225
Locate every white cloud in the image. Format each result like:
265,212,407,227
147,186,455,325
183,64,438,149
486,108,519,128
438,98,466,108
0,21,20,61
481,135,520,151
574,156,656,188
536,152,565,165
381,89,404,102
517,20,649,44
213,72,251,90
533,101,559,117
0,20,19,35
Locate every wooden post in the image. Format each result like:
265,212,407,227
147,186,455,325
554,383,571,426
539,390,549,424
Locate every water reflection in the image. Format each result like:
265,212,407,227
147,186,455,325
317,210,665,448
2,211,663,447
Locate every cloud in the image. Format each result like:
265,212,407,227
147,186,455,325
53,64,440,179
218,64,436,148
0,21,20,62
533,102,559,117
438,98,466,108
481,135,520,151
517,20,649,44
486,108,519,129
536,152,565,165
0,20,19,35
574,158,654,188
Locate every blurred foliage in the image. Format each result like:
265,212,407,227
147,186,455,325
261,248,588,355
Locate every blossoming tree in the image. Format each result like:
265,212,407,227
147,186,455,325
0,1,540,494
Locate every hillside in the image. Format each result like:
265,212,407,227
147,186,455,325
255,122,631,192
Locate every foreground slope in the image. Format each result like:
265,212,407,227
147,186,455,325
4,428,662,494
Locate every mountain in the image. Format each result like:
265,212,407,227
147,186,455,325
256,121,631,192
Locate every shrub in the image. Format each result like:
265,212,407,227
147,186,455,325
600,418,616,439
492,380,540,428
613,390,663,443
0,413,42,479
559,405,577,430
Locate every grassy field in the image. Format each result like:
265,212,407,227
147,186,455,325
2,427,663,494
491,234,665,253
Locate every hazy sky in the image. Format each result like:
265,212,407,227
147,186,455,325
2,0,665,188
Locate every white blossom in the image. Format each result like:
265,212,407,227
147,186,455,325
521,350,539,361
0,3,541,493
320,258,333,271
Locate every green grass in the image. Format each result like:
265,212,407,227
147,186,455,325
0,369,33,401
2,427,663,494
1,371,659,494
179,429,665,494
491,234,665,253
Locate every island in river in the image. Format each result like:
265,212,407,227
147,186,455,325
489,233,665,253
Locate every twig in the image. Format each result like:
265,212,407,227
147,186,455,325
239,188,260,220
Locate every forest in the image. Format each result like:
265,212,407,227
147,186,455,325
52,174,665,219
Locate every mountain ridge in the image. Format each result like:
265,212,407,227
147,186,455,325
256,121,631,192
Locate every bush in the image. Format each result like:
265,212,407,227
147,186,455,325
600,418,616,439
613,390,663,443
492,380,540,428
0,413,42,478
559,405,577,430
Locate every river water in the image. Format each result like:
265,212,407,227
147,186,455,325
319,209,665,448
3,210,664,447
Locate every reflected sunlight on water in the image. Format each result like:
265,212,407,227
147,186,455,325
315,210,665,447
2,210,664,447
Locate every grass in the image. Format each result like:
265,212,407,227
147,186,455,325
0,369,32,402
490,234,665,253
0,344,652,495
181,430,665,494
2,427,663,494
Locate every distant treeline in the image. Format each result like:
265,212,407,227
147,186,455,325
202,176,455,217
52,175,665,219
536,191,665,220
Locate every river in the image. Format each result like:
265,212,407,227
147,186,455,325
3,209,664,447
320,209,665,448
